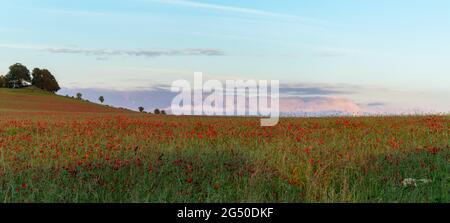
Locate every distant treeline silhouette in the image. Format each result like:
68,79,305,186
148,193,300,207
138,106,167,115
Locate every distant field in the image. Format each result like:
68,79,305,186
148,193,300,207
0,88,448,202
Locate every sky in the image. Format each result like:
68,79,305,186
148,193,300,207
0,0,449,114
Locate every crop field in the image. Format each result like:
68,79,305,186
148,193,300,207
0,88,448,203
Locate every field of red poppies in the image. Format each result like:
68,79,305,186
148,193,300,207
0,88,448,202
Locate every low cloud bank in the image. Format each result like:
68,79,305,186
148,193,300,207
59,87,363,116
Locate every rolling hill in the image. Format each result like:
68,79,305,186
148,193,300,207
0,87,132,113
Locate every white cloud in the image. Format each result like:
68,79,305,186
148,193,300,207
146,0,322,23
0,43,224,58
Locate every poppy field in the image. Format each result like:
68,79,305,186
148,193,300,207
0,88,448,203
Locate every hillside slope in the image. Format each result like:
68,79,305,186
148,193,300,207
0,87,132,113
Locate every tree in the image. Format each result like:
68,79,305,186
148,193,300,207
99,96,105,104
0,75,6,88
32,68,60,93
161,110,167,115
154,109,161,115
5,63,31,88
76,93,82,100
31,68,43,87
138,107,145,113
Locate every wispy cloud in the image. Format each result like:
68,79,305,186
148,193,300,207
279,83,363,96
148,0,287,17
45,47,224,57
146,0,321,23
0,43,44,50
279,84,354,96
0,43,225,58
32,1,320,23
319,47,367,58
366,102,385,107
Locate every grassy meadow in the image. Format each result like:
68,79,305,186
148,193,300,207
0,88,448,202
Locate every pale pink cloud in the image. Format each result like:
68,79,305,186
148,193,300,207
279,97,361,114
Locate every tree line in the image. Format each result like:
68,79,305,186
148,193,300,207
138,106,166,115
74,91,166,115
0,63,60,93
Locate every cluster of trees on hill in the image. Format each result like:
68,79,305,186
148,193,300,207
2,63,167,115
138,106,166,115
0,63,60,93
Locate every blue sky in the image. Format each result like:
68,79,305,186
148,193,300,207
0,0,449,114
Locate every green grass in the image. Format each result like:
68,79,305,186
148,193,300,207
0,88,448,203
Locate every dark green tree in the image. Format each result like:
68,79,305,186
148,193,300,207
0,75,6,88
32,68,60,93
5,63,31,88
99,96,105,104
161,110,167,115
138,107,145,113
76,93,83,100
31,68,43,87
154,108,161,115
